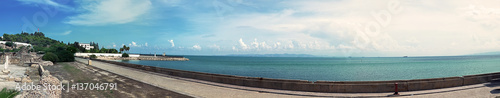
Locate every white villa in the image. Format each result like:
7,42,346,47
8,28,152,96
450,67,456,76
79,43,95,50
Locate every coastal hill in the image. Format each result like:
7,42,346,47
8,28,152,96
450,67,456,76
471,51,500,56
2,32,78,62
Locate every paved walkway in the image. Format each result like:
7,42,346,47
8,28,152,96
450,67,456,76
75,58,500,98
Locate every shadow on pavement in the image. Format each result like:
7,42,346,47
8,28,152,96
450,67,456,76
486,79,500,87
491,89,500,94
487,79,500,94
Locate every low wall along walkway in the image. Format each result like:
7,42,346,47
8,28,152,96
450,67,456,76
75,53,140,57
88,58,500,93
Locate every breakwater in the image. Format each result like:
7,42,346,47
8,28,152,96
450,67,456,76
87,57,500,93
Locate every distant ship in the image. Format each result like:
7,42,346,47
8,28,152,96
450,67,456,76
403,56,408,58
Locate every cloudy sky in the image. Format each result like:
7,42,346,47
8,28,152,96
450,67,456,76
1,0,500,57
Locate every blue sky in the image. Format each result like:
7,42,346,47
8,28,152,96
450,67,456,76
1,0,500,57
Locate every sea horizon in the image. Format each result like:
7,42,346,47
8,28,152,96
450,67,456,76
114,54,500,81
136,52,500,58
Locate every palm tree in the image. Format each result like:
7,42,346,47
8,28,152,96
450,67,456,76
119,48,124,53
121,45,130,53
122,45,127,53
125,46,130,53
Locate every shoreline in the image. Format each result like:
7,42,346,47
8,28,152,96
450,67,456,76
85,57,500,93
76,57,500,97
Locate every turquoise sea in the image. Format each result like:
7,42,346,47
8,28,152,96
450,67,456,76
115,55,500,81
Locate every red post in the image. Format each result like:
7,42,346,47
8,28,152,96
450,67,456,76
393,82,399,95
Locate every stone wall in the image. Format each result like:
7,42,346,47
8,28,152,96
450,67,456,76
89,58,500,93
18,62,61,98
0,57,20,64
96,57,189,61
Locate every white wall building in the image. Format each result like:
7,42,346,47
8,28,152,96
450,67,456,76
79,43,95,50
0,41,32,47
75,53,140,57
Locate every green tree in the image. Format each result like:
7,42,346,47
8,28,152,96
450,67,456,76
5,42,14,47
89,48,98,53
89,54,97,59
34,32,44,37
42,52,59,63
125,46,130,53
56,50,74,62
66,46,78,53
108,49,118,53
122,53,129,57
122,45,126,52
119,48,124,53
99,47,107,53
122,45,130,53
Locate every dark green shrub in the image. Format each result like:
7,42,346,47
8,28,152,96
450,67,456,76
89,54,97,59
5,42,14,47
42,52,59,63
0,88,20,98
56,50,75,62
122,53,129,57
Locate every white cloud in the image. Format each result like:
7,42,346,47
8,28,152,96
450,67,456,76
192,44,201,50
158,0,182,7
232,46,237,51
112,43,116,48
232,38,335,52
460,5,500,30
115,0,500,56
65,0,152,25
129,41,139,47
61,30,71,35
251,38,259,49
238,38,248,50
168,40,175,47
190,0,500,56
145,42,148,47
17,0,70,8
208,44,221,50
260,41,271,50
405,38,420,44
132,42,137,46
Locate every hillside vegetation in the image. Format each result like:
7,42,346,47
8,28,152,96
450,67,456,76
1,32,123,62
2,32,75,62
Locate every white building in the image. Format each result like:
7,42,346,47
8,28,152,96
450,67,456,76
0,41,32,47
79,43,95,50
75,53,140,57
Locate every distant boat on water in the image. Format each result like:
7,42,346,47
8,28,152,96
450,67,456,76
403,56,408,58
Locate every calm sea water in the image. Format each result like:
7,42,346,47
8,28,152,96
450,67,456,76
115,55,500,81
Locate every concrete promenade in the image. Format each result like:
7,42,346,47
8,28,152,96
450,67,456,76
75,58,500,98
